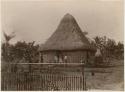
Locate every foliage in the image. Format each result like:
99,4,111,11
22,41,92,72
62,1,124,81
2,41,39,63
92,36,124,59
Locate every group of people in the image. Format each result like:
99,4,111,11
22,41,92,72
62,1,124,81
54,55,68,63
40,48,102,64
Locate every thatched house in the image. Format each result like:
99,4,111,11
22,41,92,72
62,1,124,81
39,13,96,63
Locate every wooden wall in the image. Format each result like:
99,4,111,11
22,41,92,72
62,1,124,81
41,50,95,63
62,51,86,63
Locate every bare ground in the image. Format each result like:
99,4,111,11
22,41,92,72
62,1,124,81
85,59,124,91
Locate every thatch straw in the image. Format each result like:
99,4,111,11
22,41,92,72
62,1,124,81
40,13,95,51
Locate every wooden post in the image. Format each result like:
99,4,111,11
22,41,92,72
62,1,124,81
86,51,89,64
39,51,43,63
82,64,86,90
39,52,41,63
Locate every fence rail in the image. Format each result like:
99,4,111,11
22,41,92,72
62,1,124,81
1,72,86,91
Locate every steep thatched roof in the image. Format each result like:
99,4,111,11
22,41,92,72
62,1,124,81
40,13,95,51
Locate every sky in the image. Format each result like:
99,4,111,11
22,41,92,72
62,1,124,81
1,0,124,44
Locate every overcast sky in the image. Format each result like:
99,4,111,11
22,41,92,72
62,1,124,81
1,0,123,44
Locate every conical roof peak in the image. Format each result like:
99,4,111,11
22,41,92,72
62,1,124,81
61,13,75,22
64,13,74,18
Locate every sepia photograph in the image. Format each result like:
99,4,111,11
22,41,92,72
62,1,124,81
1,0,124,91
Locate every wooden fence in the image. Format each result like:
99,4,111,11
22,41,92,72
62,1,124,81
1,72,86,91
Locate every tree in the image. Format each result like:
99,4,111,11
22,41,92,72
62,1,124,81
93,36,107,56
93,36,124,60
2,31,15,62
115,42,124,59
106,39,116,56
3,31,15,44
1,31,15,72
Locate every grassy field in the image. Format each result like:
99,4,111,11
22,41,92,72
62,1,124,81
85,59,124,91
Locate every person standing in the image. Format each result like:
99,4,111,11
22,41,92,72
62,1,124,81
64,56,68,63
